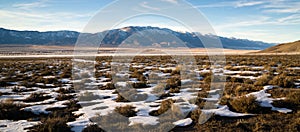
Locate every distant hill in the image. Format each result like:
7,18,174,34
0,26,274,50
259,40,300,53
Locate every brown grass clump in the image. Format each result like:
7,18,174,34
269,73,295,88
55,94,74,101
114,105,137,117
229,95,264,113
166,77,181,89
130,70,146,82
115,89,148,102
24,93,52,102
149,99,174,116
131,82,148,88
115,93,130,102
32,117,71,132
0,99,36,120
272,91,300,111
56,88,75,94
190,108,202,123
254,74,273,86
101,83,115,90
31,100,81,132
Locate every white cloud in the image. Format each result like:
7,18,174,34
235,1,265,8
195,2,234,8
139,2,160,11
214,16,271,30
196,0,266,8
261,0,300,13
13,0,48,10
161,0,178,5
277,14,300,24
264,8,300,13
0,9,92,31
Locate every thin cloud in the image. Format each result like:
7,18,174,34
277,14,300,24
235,1,265,8
261,0,300,13
139,2,160,11
216,14,300,31
12,0,49,10
161,0,178,5
0,9,91,31
215,16,271,30
196,0,266,8
264,8,300,13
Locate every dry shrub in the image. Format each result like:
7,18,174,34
150,99,174,116
190,108,202,123
171,66,181,75
219,95,232,105
234,84,261,96
102,83,115,90
286,91,300,105
115,93,130,102
55,94,74,101
24,93,51,102
131,82,148,88
33,117,71,132
114,105,137,117
269,74,295,88
56,88,75,94
166,77,181,89
229,95,263,113
156,104,185,131
254,74,273,86
169,87,180,93
130,70,146,82
115,88,147,102
0,99,36,120
273,91,300,110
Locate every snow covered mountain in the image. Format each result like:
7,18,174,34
0,26,274,49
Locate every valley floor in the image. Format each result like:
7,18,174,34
0,55,299,131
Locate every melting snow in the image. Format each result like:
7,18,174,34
0,120,39,132
202,106,253,117
22,100,68,114
173,118,193,126
246,85,292,113
129,116,159,126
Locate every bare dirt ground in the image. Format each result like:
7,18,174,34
0,45,262,58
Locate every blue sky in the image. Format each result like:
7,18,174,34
0,0,299,43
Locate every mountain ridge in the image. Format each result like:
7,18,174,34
0,26,275,50
258,40,300,53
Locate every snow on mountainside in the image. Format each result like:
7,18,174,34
0,27,274,49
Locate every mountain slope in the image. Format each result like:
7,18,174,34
259,40,300,53
0,28,79,45
0,26,274,49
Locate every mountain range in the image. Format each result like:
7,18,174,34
0,26,275,50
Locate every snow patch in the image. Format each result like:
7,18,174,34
173,118,193,126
